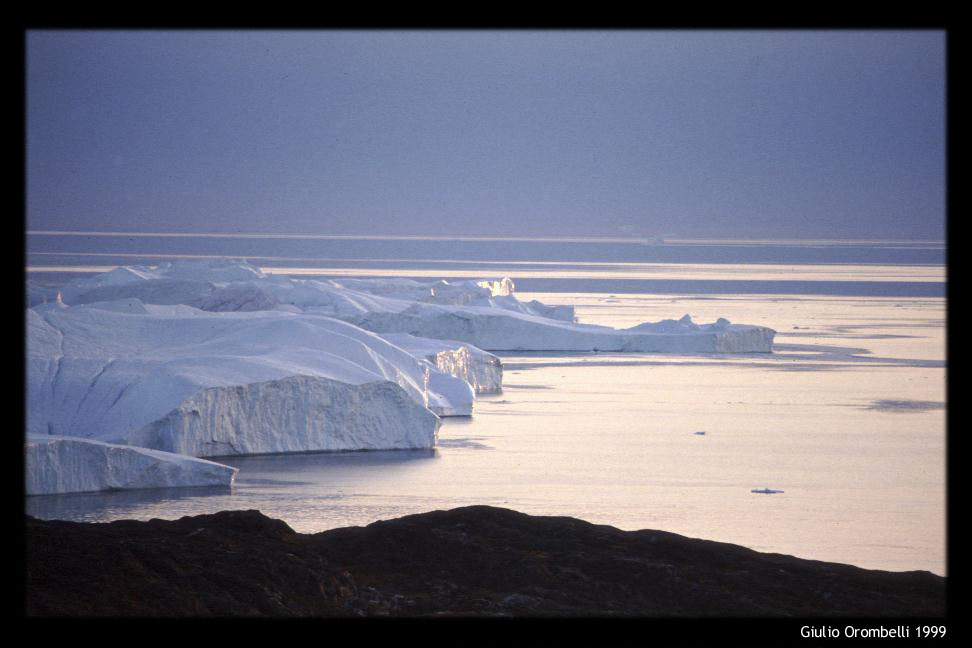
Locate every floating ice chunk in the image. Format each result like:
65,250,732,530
866,399,946,412
382,333,504,395
622,314,775,352
25,434,237,495
426,371,475,417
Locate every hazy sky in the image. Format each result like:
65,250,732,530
26,30,945,240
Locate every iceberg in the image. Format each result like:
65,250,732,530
350,305,775,353
25,434,237,495
128,374,445,455
381,333,504,395
51,260,773,353
57,261,514,311
27,299,452,456
324,276,514,306
25,260,780,494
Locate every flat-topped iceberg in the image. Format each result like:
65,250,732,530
56,260,516,312
351,306,774,353
25,434,238,495
50,260,773,353
27,299,453,456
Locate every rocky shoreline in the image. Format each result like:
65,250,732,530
25,505,945,617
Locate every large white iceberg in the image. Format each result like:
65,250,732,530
25,434,238,495
55,261,516,312
351,307,774,353
50,260,773,353
27,299,455,456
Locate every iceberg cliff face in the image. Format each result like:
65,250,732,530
128,375,439,456
27,301,445,456
382,333,503,395
25,435,237,495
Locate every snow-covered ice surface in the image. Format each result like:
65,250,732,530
26,434,237,495
27,299,446,455
44,259,775,353
48,260,517,314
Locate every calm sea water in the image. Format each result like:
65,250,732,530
25,234,947,575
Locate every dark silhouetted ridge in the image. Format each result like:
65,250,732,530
26,506,945,617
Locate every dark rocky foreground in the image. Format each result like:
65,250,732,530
25,505,945,617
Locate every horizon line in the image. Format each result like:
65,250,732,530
25,231,946,247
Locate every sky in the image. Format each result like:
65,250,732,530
26,30,946,241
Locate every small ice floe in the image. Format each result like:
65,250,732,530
866,399,945,413
751,488,784,494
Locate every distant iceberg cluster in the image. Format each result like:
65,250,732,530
26,259,775,495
